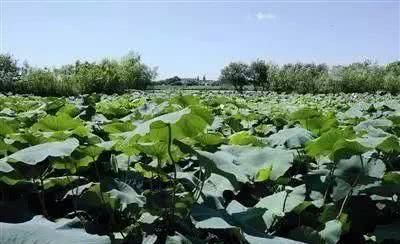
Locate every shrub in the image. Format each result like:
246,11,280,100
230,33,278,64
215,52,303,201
1,52,157,96
0,54,20,92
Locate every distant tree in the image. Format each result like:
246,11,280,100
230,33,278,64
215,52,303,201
0,54,20,92
219,62,250,93
119,52,157,90
162,76,182,85
386,61,400,75
249,60,267,91
248,60,278,91
19,68,59,96
336,60,384,93
383,61,400,93
202,75,206,81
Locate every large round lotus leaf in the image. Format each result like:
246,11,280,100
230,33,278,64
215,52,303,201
266,128,314,149
191,204,236,230
229,131,263,146
165,232,196,244
319,220,342,244
1,138,79,166
334,154,386,184
201,173,235,209
133,108,191,136
354,118,393,133
243,232,305,244
305,128,352,158
32,113,84,132
255,184,306,215
0,215,110,244
122,105,212,141
197,145,294,183
0,160,14,173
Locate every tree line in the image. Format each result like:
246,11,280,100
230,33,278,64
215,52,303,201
0,52,157,96
1,52,400,95
219,60,400,93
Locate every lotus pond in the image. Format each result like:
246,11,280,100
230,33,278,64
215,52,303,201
0,91,400,243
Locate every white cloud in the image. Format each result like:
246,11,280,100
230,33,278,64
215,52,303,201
256,12,276,21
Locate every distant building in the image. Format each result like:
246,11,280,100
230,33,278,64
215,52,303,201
157,76,216,86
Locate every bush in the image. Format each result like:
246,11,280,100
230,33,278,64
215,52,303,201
0,54,20,92
219,59,399,94
0,52,157,96
17,68,76,96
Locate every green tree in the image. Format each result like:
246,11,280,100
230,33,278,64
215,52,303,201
249,60,279,91
0,54,20,92
249,60,267,91
219,62,250,93
383,61,400,93
386,61,400,75
337,60,384,93
119,52,157,91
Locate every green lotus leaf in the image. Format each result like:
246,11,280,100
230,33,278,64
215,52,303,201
319,220,342,244
354,118,393,133
132,108,191,136
334,154,386,184
0,119,18,136
123,105,212,142
52,155,94,174
331,139,370,161
103,121,135,134
376,136,400,153
1,138,79,165
165,232,205,244
201,173,236,209
198,145,294,183
194,132,226,146
290,107,322,121
266,127,314,149
171,94,201,107
229,131,263,146
103,179,145,210
56,103,80,117
81,179,145,211
243,232,305,244
305,128,354,158
0,216,110,244
383,171,400,184
255,166,272,182
291,108,337,134
191,204,236,229
43,176,84,190
32,113,84,132
0,159,14,173
255,184,306,215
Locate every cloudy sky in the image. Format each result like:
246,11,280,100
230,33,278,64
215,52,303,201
1,0,399,79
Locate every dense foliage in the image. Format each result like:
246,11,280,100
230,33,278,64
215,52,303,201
1,91,400,243
2,53,399,96
220,60,400,94
0,54,20,91
0,52,157,96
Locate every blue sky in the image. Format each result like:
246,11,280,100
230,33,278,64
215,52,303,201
1,0,399,79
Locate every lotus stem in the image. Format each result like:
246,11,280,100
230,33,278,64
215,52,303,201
167,123,177,221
